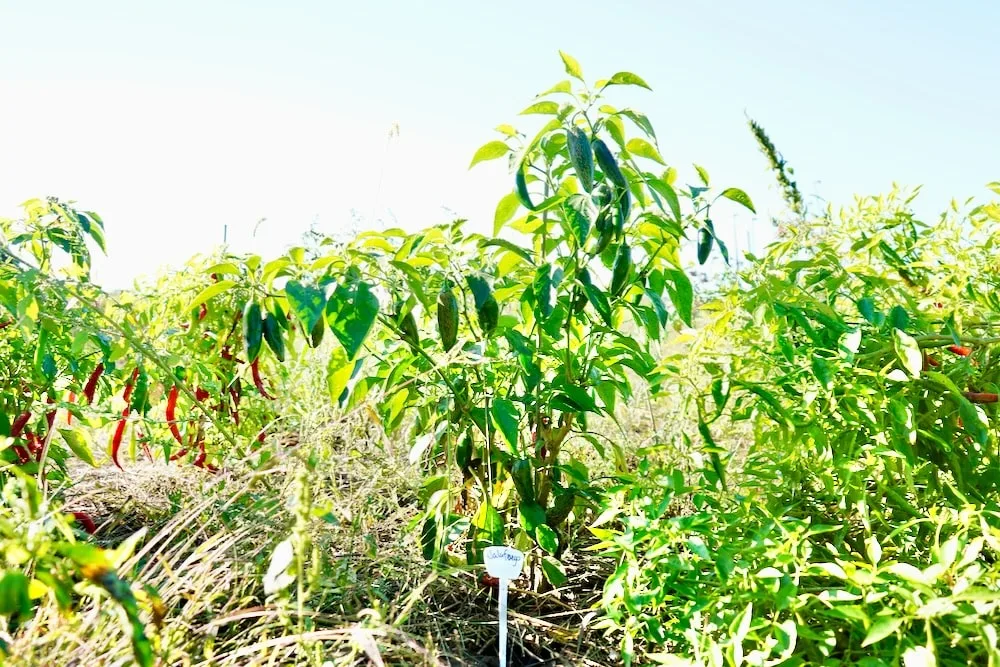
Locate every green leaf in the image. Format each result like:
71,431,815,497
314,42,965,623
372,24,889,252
694,164,710,186
0,572,31,618
718,187,756,213
664,269,693,326
60,429,96,467
959,398,989,446
558,50,583,80
535,524,559,555
857,297,877,324
469,140,510,168
540,556,568,586
327,280,379,361
554,383,599,413
518,501,547,534
892,328,922,378
583,281,612,325
473,503,504,545
185,280,236,313
481,239,536,266
533,264,561,319
491,398,520,451
563,195,592,246
647,177,682,222
520,101,560,115
605,71,651,90
811,354,833,390
862,616,903,647
493,192,521,235
625,138,665,165
538,80,572,96
284,280,327,333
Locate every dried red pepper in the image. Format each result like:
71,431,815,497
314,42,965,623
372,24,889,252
165,386,184,445
82,363,104,404
251,359,274,400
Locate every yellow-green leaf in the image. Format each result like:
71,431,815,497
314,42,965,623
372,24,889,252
469,141,510,169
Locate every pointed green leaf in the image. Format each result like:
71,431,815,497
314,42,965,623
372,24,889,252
605,71,651,90
626,138,665,165
862,616,903,647
60,429,96,467
284,280,327,333
520,101,560,115
469,141,510,168
540,555,567,586
185,280,236,313
535,524,559,555
892,328,922,378
494,192,520,235
558,50,583,80
665,269,693,326
718,187,756,213
490,398,520,451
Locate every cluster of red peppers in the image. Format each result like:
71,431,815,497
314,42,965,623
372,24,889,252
924,343,999,404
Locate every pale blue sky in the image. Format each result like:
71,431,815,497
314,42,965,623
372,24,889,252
2,1,998,286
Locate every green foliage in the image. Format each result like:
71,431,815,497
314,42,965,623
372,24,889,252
597,187,1000,664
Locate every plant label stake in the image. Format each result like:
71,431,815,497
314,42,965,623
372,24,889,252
484,546,524,667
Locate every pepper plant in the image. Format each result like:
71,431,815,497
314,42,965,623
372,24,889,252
248,53,755,580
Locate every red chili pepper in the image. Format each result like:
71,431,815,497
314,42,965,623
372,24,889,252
221,347,233,361
45,396,56,434
10,411,31,438
256,429,266,444
71,511,97,535
965,392,999,404
82,363,104,404
165,386,184,445
169,448,188,461
67,392,76,424
948,345,972,357
11,445,30,465
251,359,274,400
198,303,208,321
923,354,940,369
192,441,217,472
195,387,210,402
111,418,127,470
121,368,140,407
25,432,42,461
480,573,500,590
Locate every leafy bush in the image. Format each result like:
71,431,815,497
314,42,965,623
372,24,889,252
596,188,1000,664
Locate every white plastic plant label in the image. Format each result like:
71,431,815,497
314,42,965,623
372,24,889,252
483,546,524,667
484,546,525,579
